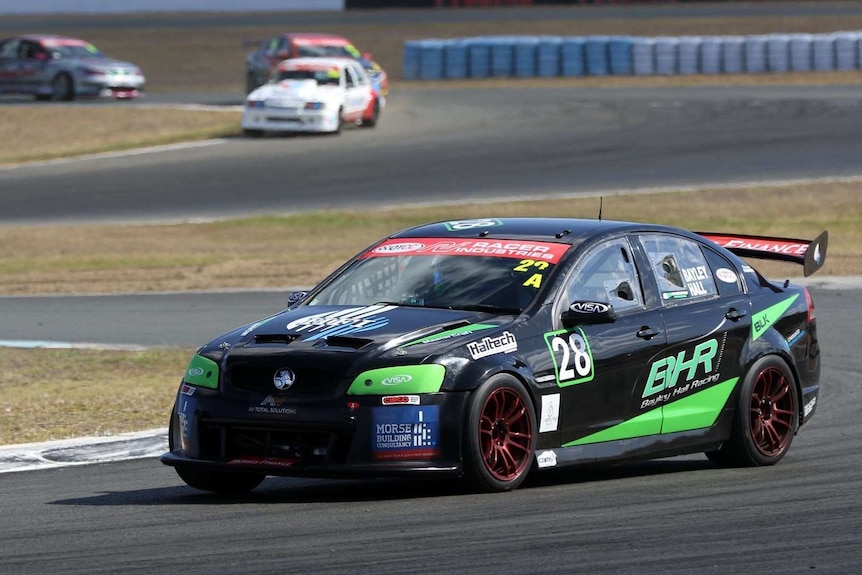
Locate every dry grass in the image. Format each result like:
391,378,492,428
0,108,241,165
0,347,190,445
0,185,857,297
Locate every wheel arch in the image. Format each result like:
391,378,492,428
740,330,804,427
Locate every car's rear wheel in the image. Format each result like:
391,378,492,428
174,465,265,494
51,73,74,101
361,98,380,128
462,374,536,492
706,356,799,467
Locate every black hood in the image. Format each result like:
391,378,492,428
212,305,513,399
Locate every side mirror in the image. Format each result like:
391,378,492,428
287,291,308,308
561,301,616,327
276,50,290,60
614,280,635,301
362,52,373,60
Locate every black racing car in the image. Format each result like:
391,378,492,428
161,218,827,493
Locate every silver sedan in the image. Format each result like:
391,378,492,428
0,34,145,101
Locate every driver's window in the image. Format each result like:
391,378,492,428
0,40,21,59
267,37,284,57
639,233,718,305
566,238,643,313
345,67,357,88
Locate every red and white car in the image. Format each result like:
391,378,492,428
241,57,383,136
245,32,388,98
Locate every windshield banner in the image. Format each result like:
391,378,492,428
363,238,569,263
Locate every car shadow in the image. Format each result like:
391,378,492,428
48,457,717,507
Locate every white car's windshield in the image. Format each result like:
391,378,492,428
308,238,567,313
273,68,340,86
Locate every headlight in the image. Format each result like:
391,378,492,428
304,101,325,110
183,354,219,390
246,100,264,108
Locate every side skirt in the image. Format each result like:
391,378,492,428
537,408,734,470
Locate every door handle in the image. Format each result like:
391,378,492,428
636,326,661,340
725,308,748,321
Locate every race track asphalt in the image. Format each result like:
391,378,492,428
0,287,859,574
4,85,862,225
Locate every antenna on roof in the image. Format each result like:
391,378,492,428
598,196,603,221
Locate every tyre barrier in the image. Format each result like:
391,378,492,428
403,32,862,80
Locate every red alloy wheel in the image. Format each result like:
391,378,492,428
478,387,534,481
748,366,797,457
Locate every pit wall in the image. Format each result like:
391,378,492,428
402,33,862,80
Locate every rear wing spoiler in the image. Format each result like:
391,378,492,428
697,230,828,277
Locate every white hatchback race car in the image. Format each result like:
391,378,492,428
241,57,383,136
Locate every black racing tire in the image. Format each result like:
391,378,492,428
706,355,799,467
174,465,266,494
361,98,380,128
462,374,537,492
51,73,74,101
243,128,264,138
335,107,344,134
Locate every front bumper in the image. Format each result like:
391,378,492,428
241,108,339,133
161,387,468,479
80,73,146,98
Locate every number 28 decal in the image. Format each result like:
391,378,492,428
543,327,595,387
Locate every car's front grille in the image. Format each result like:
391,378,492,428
226,364,345,398
198,420,353,464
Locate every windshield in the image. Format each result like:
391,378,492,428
273,68,340,86
43,41,103,59
308,237,569,313
296,43,362,59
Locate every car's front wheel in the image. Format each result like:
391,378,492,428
707,355,799,467
243,128,264,138
462,374,537,492
51,73,74,101
174,465,266,494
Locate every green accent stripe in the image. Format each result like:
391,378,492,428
184,354,219,389
563,377,738,446
660,377,738,433
752,294,799,341
348,364,446,395
564,408,662,446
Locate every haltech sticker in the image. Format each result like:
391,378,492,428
347,364,446,395
752,294,799,341
184,354,219,389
